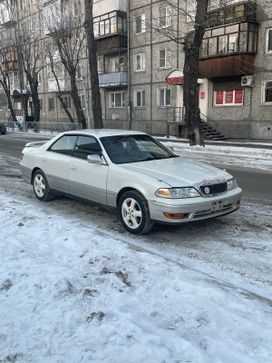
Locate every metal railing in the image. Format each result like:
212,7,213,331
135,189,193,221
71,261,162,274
3,120,82,133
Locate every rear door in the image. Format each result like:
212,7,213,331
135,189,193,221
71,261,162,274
69,135,108,204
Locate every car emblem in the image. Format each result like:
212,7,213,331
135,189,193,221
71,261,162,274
204,187,210,194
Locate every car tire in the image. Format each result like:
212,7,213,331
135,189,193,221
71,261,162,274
118,190,154,235
33,169,54,201
0,124,6,135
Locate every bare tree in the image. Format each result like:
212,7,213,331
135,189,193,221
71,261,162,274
84,0,103,129
0,46,18,123
183,0,208,146
47,48,75,125
46,4,87,129
15,23,45,124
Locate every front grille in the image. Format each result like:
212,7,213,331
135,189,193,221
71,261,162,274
200,182,227,196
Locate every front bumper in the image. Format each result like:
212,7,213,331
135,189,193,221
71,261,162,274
149,188,242,224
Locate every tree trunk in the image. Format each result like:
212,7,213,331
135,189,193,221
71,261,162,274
70,75,87,129
29,78,40,123
84,0,103,129
0,77,17,123
57,94,75,125
183,0,209,146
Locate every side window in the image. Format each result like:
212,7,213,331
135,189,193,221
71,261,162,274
73,136,102,160
48,135,77,156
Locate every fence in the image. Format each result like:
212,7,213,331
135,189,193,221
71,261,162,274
3,120,82,133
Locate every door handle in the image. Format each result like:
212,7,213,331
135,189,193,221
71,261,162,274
70,167,77,170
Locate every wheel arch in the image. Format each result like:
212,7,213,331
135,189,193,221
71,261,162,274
31,167,42,185
116,187,147,208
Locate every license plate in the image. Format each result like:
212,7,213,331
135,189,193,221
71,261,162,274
211,200,223,212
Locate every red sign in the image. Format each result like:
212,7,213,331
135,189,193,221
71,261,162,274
200,91,205,99
165,76,184,85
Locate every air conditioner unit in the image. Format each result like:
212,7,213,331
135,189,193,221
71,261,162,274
241,75,254,87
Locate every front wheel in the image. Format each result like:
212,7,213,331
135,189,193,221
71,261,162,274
33,170,54,201
118,191,154,235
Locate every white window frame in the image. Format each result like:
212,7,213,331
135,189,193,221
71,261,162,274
159,5,172,28
159,48,171,69
213,89,244,106
134,90,146,108
265,28,272,54
157,88,171,107
262,80,272,105
135,53,146,72
135,14,146,34
79,94,86,109
109,91,125,108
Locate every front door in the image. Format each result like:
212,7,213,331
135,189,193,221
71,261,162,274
69,135,108,204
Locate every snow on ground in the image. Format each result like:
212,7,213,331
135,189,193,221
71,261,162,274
162,141,272,172
0,188,272,363
0,152,272,363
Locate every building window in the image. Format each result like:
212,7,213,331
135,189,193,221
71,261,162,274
135,90,146,107
158,88,171,107
265,29,272,53
160,5,172,28
135,14,145,34
110,91,125,108
48,98,55,111
159,49,171,68
60,96,71,109
263,81,272,104
76,64,83,79
79,94,86,109
214,89,244,106
135,53,145,72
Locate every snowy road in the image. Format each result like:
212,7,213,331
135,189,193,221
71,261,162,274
0,152,272,362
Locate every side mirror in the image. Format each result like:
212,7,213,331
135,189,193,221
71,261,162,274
87,154,103,165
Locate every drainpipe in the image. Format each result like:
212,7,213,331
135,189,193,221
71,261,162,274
127,0,132,130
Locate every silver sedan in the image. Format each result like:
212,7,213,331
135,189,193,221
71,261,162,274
20,129,242,234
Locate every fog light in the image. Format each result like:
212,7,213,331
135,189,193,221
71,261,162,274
236,200,241,206
163,212,187,220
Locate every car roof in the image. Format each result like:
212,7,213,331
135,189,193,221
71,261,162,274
62,129,147,138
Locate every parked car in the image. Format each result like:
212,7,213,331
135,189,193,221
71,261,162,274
20,130,242,234
0,123,6,135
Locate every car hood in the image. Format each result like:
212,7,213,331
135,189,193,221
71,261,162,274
121,156,232,187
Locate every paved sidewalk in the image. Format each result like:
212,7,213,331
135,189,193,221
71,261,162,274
157,136,272,149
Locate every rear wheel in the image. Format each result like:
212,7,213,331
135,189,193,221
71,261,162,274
33,170,54,201
118,191,154,235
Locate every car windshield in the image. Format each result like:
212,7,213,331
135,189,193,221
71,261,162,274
100,134,178,164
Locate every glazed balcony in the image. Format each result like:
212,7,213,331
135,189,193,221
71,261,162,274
94,11,127,54
48,77,71,92
99,71,128,88
206,0,257,28
199,21,258,78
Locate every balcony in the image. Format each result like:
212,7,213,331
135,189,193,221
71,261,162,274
206,1,257,28
94,11,127,54
99,71,128,88
199,21,258,79
48,77,71,92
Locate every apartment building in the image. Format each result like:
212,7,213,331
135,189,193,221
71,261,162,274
0,0,271,140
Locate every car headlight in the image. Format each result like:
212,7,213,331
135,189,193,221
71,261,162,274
227,178,238,191
155,187,200,199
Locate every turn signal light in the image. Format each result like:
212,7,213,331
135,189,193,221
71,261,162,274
163,212,187,220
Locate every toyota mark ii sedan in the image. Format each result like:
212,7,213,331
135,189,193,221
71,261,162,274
20,129,242,234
